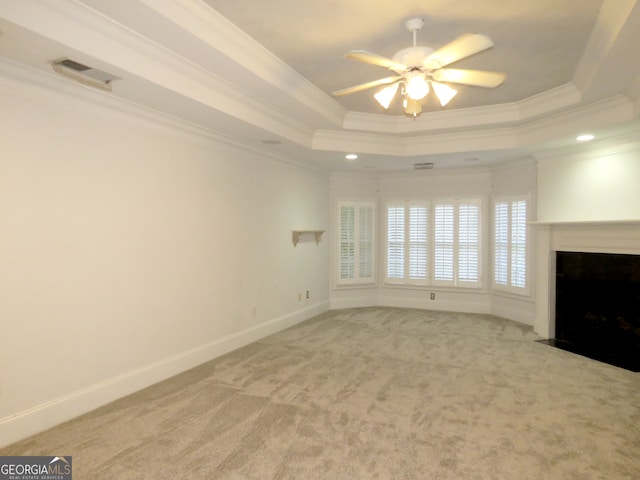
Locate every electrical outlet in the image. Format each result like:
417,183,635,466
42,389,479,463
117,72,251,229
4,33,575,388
430,293,436,300
306,290,310,299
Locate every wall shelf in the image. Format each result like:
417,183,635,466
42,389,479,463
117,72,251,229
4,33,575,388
292,230,324,246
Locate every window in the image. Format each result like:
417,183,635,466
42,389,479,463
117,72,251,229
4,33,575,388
493,197,528,293
338,202,375,285
385,199,481,287
386,203,428,284
386,205,405,280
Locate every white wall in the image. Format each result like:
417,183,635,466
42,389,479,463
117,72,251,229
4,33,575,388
537,135,640,222
0,70,329,446
533,135,640,337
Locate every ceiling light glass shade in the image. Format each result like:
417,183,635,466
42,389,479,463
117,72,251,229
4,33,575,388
431,81,457,107
405,73,429,100
374,83,399,109
403,96,422,118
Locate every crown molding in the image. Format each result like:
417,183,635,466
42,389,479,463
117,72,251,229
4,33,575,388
489,157,537,173
135,0,346,127
516,83,582,120
533,127,640,161
314,94,636,157
518,94,635,146
342,83,581,135
0,57,332,177
343,104,520,134
0,0,319,147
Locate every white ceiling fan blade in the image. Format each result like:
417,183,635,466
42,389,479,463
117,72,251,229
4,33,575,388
431,69,505,88
423,34,494,69
332,76,403,97
344,50,408,72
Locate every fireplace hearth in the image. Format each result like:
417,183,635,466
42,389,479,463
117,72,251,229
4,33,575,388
548,251,640,371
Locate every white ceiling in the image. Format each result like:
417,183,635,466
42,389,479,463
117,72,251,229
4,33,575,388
1,0,639,173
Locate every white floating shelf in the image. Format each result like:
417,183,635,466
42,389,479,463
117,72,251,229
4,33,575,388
292,230,324,246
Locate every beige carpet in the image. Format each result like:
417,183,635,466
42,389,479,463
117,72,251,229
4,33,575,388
2,307,640,479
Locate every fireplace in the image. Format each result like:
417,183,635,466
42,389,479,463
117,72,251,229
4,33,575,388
553,251,640,371
533,221,640,371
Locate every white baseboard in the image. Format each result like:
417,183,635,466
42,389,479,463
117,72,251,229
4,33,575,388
377,295,492,314
0,301,328,448
491,303,535,326
329,296,377,310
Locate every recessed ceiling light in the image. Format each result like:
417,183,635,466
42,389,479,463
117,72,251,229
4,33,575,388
576,134,594,142
345,153,358,160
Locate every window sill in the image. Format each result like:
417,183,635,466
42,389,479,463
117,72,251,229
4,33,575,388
333,283,378,290
491,288,533,301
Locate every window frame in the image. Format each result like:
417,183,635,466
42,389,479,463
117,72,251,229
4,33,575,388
492,196,530,296
337,201,376,286
384,198,482,289
385,202,429,286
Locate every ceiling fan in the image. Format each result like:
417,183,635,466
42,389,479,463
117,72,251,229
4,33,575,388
332,18,506,118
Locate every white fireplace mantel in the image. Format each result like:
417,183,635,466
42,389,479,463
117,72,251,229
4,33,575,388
531,220,640,339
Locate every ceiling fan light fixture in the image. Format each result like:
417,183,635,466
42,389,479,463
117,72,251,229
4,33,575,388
403,96,422,118
374,83,399,109
405,72,429,100
431,81,457,107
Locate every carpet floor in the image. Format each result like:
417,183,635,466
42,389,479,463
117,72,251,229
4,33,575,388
2,307,640,479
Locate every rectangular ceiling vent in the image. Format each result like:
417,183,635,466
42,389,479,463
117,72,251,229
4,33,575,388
51,58,119,91
413,162,434,170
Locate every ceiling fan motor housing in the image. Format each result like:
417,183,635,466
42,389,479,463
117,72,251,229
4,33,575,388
391,46,435,73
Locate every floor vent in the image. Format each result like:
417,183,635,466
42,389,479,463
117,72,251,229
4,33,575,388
51,58,119,91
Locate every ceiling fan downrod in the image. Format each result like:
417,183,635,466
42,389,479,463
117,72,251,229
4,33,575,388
405,18,425,47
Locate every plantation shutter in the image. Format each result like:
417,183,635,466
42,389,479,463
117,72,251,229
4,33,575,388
494,202,509,286
510,200,527,288
493,197,528,293
338,202,375,285
359,205,374,280
408,205,428,280
434,203,454,283
387,206,405,280
458,202,479,285
339,205,355,280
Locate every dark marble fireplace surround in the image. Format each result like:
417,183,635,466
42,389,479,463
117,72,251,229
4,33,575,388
552,251,640,371
533,222,640,372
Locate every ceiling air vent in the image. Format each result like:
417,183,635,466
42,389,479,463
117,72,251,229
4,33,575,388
51,58,119,91
413,162,434,170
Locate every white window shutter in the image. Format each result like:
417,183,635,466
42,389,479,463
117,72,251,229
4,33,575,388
494,202,509,286
458,203,479,284
339,205,355,280
409,205,428,280
434,204,454,282
510,200,527,289
385,199,481,288
338,202,375,285
493,197,528,293
386,206,405,280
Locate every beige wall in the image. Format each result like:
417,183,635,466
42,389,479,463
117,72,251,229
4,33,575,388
0,72,329,446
